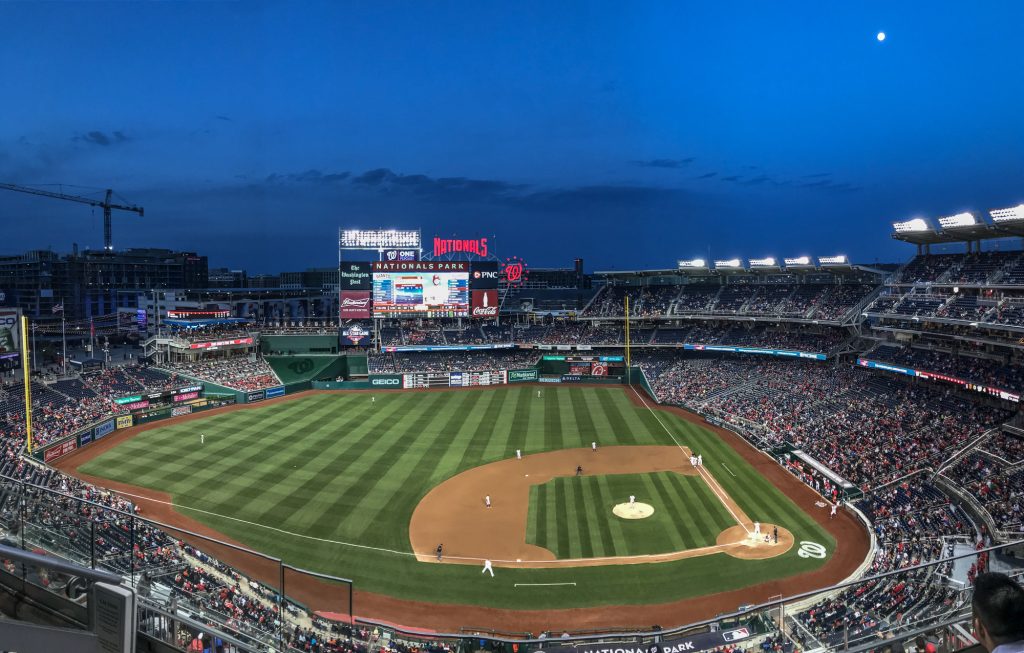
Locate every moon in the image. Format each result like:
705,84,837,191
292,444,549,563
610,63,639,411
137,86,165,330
877,32,886,41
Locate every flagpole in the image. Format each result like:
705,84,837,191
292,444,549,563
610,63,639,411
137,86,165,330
20,315,33,455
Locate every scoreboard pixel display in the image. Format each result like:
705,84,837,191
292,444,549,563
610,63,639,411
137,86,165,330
372,261,469,317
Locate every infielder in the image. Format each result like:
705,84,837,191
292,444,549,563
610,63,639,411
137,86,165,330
690,454,696,466
485,495,491,508
697,454,702,466
436,544,443,561
592,441,597,452
482,559,494,577
753,521,761,536
516,449,522,460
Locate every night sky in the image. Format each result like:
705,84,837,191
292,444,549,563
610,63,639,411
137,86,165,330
2,2,1023,273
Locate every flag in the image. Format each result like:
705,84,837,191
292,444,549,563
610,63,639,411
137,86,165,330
52,303,64,314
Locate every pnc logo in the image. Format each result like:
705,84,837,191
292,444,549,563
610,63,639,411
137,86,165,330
473,270,498,280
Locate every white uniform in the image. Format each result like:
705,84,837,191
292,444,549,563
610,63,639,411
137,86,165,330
372,396,375,403
629,495,635,506
200,433,205,444
690,455,696,466
485,495,491,508
592,442,597,452
697,454,702,466
754,521,761,535
830,504,838,518
537,390,541,398
482,559,494,576
516,449,522,460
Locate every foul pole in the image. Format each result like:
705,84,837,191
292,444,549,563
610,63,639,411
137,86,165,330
20,315,33,455
624,295,631,384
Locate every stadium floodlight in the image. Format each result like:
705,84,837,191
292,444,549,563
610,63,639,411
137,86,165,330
818,255,848,265
713,258,742,269
892,218,930,233
748,257,777,267
677,258,707,268
990,205,1024,223
937,212,977,228
783,256,813,266
340,229,421,249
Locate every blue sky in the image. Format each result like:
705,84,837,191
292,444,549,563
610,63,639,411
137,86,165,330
2,1,1022,272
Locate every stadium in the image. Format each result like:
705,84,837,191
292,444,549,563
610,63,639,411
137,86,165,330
3,212,1024,653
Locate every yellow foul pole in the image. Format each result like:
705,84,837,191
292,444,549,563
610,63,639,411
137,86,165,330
624,295,631,383
20,315,33,454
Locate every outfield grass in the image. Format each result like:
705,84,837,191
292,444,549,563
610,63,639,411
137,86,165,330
526,472,733,558
79,386,836,609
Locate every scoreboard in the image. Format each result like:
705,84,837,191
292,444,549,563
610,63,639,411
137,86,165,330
372,262,470,318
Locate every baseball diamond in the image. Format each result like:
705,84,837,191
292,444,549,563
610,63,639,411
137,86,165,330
57,384,862,631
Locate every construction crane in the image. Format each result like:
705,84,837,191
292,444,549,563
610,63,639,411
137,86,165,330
0,183,144,251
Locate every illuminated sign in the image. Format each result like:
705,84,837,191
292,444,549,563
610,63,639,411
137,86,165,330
471,290,499,317
432,236,488,258
189,337,254,349
167,310,230,319
173,391,200,403
372,261,468,272
501,256,529,287
340,229,421,249
383,249,418,261
339,262,372,290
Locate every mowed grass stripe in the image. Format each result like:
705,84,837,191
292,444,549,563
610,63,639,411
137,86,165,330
248,395,419,526
594,388,637,445
482,385,522,460
579,477,611,557
543,390,561,451
312,392,457,540
570,477,595,558
567,388,597,449
527,483,544,545
640,473,687,551
562,477,583,558
685,474,734,537
650,472,700,549
544,477,560,556
553,478,571,558
524,388,546,454
506,387,533,457
454,389,509,472
594,475,626,556
354,392,480,543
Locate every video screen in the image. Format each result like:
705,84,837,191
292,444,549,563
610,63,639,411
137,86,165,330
373,271,469,317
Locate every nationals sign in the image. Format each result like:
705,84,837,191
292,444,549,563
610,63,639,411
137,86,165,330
433,236,488,258
471,290,499,318
502,255,529,287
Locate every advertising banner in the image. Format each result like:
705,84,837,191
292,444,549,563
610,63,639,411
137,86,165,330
339,262,372,290
539,377,562,383
381,249,418,262
508,368,539,383
858,358,1019,403
591,363,608,376
190,337,254,350
538,626,752,653
561,374,584,383
0,307,20,360
171,405,193,417
246,390,266,403
94,419,116,441
340,290,372,319
173,391,200,403
470,290,499,318
44,438,78,462
369,374,403,388
266,386,285,398
341,323,371,346
116,415,134,429
79,429,93,445
469,262,500,289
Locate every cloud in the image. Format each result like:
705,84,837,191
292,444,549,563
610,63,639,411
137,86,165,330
633,158,695,169
73,130,131,147
215,115,232,122
695,172,718,179
740,174,771,186
264,169,350,184
722,175,742,182
802,172,831,178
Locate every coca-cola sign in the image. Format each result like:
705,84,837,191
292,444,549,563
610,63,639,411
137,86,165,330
471,290,499,318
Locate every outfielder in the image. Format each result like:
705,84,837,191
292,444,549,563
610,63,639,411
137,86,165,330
482,559,494,577
201,433,205,445
592,441,597,452
516,449,522,460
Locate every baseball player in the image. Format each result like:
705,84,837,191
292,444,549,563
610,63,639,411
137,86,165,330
372,396,375,403
592,441,597,452
754,521,761,536
629,495,636,507
436,544,443,561
537,390,542,398
773,526,778,544
516,449,522,460
485,495,491,508
576,465,583,476
830,503,838,519
482,559,494,577
697,454,702,467
200,433,205,445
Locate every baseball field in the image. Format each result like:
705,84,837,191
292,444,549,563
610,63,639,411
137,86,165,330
62,385,866,631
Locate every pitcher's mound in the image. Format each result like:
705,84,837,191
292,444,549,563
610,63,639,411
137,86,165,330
612,502,654,519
